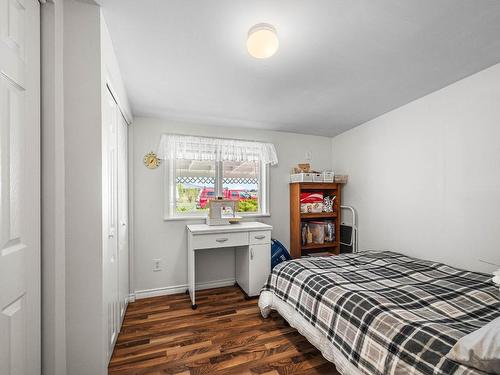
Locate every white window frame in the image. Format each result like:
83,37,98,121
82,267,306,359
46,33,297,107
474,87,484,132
163,159,270,221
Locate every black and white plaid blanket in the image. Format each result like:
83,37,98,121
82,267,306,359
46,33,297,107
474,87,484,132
263,251,500,375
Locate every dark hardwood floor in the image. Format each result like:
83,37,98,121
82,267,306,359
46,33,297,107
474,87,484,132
109,286,340,375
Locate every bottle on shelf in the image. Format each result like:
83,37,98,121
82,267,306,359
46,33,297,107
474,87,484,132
306,225,313,244
301,223,307,245
324,220,335,242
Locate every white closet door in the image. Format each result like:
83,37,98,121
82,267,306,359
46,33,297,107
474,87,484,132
102,87,119,360
117,110,129,324
0,0,40,374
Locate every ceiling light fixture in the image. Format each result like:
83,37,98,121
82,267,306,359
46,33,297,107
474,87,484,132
247,23,279,59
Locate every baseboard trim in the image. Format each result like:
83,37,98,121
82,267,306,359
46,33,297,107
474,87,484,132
133,278,236,300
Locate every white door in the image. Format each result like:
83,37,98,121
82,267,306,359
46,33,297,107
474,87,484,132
0,0,40,374
117,110,128,324
102,86,119,360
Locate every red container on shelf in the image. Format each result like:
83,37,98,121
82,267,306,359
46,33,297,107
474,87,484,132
300,192,323,213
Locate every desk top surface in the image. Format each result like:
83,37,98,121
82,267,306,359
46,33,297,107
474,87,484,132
187,221,272,235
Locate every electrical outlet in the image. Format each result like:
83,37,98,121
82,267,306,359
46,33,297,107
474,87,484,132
153,259,162,272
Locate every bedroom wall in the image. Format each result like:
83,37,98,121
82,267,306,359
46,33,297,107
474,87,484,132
63,1,105,373
41,1,66,374
61,2,132,373
331,62,500,273
130,117,332,296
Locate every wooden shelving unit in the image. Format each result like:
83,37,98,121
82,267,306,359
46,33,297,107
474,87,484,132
290,182,341,258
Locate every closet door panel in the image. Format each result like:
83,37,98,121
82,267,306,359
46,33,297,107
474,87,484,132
117,112,129,325
0,1,41,372
102,87,119,361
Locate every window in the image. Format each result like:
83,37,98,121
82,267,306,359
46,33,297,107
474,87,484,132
174,159,215,214
222,161,260,213
159,134,276,219
166,159,269,219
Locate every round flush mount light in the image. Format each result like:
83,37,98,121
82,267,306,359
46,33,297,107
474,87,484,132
247,23,279,59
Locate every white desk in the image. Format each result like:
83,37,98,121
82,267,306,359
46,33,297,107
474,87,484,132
187,221,273,309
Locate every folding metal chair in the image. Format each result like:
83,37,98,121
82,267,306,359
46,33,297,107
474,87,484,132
340,205,358,253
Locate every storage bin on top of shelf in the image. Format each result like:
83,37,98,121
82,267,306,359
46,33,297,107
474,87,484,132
290,172,323,183
290,171,335,183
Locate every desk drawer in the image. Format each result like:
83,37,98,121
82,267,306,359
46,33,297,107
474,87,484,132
192,231,248,249
249,230,271,245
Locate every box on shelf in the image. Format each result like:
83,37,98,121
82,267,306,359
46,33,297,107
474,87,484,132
309,221,325,244
300,192,323,213
312,173,323,182
334,174,348,183
290,172,325,183
322,171,335,183
290,173,313,183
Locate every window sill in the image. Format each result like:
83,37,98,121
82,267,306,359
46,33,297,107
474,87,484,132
163,213,271,222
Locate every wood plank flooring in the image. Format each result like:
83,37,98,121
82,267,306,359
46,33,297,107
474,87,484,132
109,286,340,375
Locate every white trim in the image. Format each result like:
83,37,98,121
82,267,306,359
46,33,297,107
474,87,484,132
163,213,271,222
215,160,222,196
105,80,132,125
127,124,135,302
41,1,66,373
133,278,236,300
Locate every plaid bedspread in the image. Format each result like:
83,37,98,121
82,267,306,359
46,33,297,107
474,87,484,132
263,251,500,375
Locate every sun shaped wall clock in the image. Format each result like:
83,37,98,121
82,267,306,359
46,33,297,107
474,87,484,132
143,151,161,169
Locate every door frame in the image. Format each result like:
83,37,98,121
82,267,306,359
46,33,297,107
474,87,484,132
40,0,67,374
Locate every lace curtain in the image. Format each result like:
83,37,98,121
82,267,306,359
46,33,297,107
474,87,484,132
157,134,279,165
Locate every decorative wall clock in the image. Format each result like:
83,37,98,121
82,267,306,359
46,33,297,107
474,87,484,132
143,151,161,169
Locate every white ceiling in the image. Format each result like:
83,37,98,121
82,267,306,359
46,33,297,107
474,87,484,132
99,0,500,137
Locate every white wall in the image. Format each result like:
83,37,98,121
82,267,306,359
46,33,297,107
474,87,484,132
332,62,500,273
41,1,66,374
64,0,106,374
64,1,105,374
62,2,131,374
130,117,332,295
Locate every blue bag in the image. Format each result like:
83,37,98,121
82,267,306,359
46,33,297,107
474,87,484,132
271,239,292,269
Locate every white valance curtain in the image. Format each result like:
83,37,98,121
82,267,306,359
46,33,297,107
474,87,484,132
157,134,279,165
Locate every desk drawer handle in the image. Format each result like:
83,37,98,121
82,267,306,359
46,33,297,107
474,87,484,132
254,235,266,240
215,238,229,243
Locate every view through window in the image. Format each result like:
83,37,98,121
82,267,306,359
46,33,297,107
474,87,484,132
174,160,261,215
175,160,215,214
222,161,259,213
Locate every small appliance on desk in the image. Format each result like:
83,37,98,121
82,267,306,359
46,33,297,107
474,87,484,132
206,198,242,226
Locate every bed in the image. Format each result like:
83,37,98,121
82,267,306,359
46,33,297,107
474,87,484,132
259,251,500,375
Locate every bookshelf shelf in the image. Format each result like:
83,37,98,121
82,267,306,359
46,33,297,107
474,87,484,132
300,212,337,219
302,242,338,251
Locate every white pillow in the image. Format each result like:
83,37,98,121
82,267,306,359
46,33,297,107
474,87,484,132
493,269,500,291
447,316,500,374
